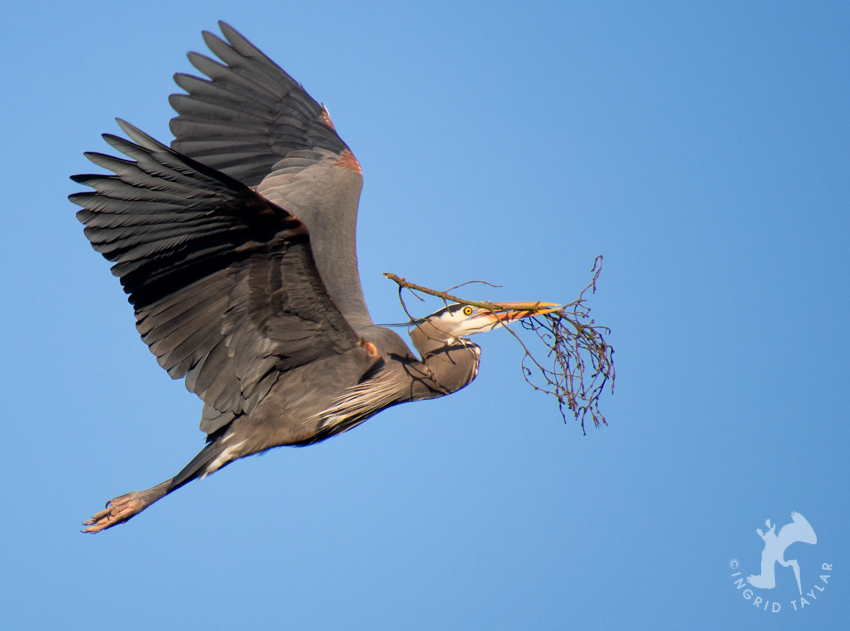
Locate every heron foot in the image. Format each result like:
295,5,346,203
82,492,143,533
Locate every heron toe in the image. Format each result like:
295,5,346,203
82,493,142,533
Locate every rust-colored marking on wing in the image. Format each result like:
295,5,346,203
287,220,310,236
320,106,336,130
336,149,362,175
360,339,381,361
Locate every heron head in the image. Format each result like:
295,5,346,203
414,301,560,343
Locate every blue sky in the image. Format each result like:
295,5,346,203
2,1,848,629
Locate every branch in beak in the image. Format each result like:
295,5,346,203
489,302,562,323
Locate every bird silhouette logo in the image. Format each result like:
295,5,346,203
747,512,817,595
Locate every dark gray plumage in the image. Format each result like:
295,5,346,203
72,23,553,532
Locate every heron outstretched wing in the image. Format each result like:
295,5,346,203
777,512,818,548
169,22,372,329
70,121,366,434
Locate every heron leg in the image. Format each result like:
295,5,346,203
82,478,174,533
82,437,233,533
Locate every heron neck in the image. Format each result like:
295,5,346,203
408,325,482,399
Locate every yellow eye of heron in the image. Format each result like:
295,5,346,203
462,306,473,316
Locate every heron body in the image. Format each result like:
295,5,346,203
72,23,553,532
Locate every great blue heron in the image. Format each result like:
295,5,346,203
72,23,556,533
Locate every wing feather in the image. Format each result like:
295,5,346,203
170,22,373,329
70,122,362,434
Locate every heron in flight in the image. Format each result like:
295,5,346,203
72,23,556,532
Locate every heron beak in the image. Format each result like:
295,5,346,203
487,301,562,323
